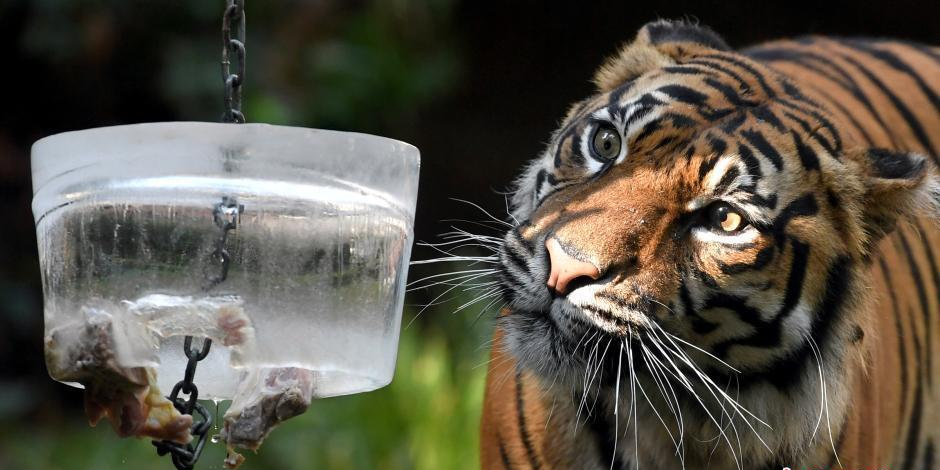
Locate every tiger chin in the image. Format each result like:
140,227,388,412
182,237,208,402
479,20,940,470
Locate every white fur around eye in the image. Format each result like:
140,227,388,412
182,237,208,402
691,225,760,245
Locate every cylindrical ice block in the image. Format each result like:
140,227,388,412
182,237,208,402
32,122,420,400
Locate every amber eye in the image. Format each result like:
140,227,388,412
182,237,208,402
591,123,622,161
708,202,748,233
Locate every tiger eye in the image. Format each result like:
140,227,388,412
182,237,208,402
720,211,743,232
591,124,621,160
709,203,746,233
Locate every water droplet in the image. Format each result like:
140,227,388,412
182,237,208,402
213,400,221,430
211,434,222,444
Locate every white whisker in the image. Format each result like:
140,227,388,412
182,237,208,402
449,198,514,227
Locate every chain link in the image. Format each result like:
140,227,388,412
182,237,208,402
153,197,242,470
152,337,213,470
153,3,248,468
204,196,243,290
221,0,246,123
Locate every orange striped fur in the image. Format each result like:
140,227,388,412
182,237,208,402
481,21,940,470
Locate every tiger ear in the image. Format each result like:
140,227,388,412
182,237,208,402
593,20,731,92
852,148,940,240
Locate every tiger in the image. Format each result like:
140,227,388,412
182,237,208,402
478,20,940,470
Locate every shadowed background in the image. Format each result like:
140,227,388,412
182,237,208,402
1,1,938,469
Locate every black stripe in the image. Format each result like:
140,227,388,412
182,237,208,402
771,194,819,243
661,65,719,77
749,46,902,148
718,245,775,274
913,220,938,388
500,242,535,293
904,41,940,66
923,441,935,470
586,401,626,470
719,111,748,133
503,242,531,274
877,256,909,421
701,53,777,98
758,47,877,146
896,228,933,388
515,372,543,470
736,143,763,178
534,169,547,200
694,266,720,289
702,76,760,108
791,131,821,171
896,228,931,347
645,21,731,50
497,270,529,299
498,433,515,470
743,192,778,209
714,166,740,195
710,249,854,394
685,58,752,93
696,135,728,180
748,104,786,131
680,281,720,334
624,101,663,130
657,84,709,106
782,109,813,135
810,85,877,146
749,47,848,88
782,108,838,158
836,50,939,156
765,253,851,391
706,292,767,359
840,40,940,120
608,80,637,108
776,95,842,156
569,131,585,166
663,112,698,129
740,130,784,170
631,120,662,148
777,240,811,317
899,316,924,470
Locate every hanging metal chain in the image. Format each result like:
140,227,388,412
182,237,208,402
154,3,248,468
155,193,242,470
221,0,246,123
152,337,213,470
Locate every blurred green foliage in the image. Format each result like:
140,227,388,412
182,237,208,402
15,0,460,131
0,303,492,470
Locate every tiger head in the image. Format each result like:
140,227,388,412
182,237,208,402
497,19,938,442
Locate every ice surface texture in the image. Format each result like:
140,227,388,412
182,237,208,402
31,122,419,459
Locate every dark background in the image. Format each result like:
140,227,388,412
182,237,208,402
1,1,938,469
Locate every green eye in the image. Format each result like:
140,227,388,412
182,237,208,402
591,124,621,161
708,202,748,233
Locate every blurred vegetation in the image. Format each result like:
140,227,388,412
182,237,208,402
0,301,493,470
1,1,494,469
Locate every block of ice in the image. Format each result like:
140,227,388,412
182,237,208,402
31,122,419,460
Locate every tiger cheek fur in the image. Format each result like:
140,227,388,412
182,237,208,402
482,19,940,470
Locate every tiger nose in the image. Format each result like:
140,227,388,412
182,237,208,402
545,238,601,295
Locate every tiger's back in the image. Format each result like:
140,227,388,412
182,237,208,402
481,24,940,470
